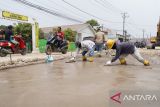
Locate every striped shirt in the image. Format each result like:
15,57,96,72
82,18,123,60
81,40,95,50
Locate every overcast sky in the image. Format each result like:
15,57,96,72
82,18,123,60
0,0,160,38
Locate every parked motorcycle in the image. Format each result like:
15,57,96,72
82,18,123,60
134,41,146,48
0,36,26,57
46,35,68,55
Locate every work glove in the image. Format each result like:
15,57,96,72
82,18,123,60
69,57,76,62
105,61,112,66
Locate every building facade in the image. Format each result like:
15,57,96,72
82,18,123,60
41,24,96,42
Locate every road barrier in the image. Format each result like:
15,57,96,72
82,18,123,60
68,42,76,52
39,39,47,53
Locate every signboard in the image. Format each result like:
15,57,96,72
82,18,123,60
2,11,28,21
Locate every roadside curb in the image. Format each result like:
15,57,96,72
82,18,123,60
0,53,72,71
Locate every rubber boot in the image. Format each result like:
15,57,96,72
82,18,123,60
88,57,94,62
144,60,150,66
97,53,102,57
82,56,87,61
119,58,127,65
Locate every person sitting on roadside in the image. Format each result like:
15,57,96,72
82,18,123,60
55,27,64,48
95,28,105,57
70,40,95,62
56,27,64,40
5,25,19,45
105,39,150,66
5,25,13,41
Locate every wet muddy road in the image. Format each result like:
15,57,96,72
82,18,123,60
0,56,160,107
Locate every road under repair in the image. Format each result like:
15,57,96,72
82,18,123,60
0,54,160,107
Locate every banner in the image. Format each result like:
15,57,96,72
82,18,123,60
2,11,28,21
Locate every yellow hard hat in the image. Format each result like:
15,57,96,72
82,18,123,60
106,39,116,49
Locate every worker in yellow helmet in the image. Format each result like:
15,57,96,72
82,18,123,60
105,39,150,66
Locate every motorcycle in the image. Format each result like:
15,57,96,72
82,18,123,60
0,36,26,57
46,35,68,55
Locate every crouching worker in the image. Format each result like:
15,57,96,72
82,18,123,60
70,40,95,62
105,39,150,66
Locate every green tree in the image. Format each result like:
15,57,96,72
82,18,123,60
86,19,99,27
0,25,7,30
64,28,77,42
14,23,44,39
14,23,32,37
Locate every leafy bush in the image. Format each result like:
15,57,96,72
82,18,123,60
64,28,77,42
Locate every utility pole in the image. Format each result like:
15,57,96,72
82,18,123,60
122,12,129,41
101,24,104,31
142,29,145,41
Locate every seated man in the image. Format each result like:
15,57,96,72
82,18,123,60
70,40,95,62
55,27,64,48
5,25,13,41
105,39,150,66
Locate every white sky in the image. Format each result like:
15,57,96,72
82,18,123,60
0,0,160,38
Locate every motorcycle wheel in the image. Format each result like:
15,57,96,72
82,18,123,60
0,49,8,57
46,45,52,55
61,48,67,54
21,48,27,55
